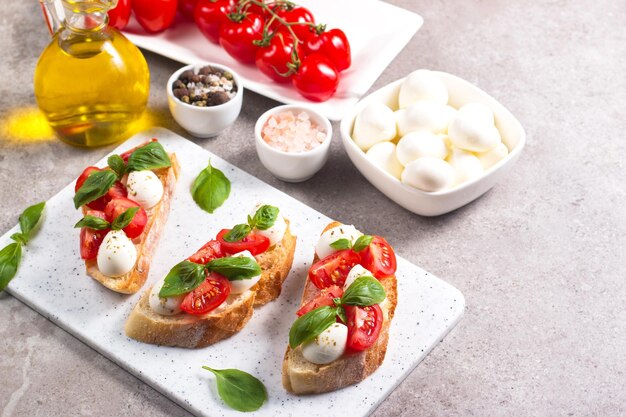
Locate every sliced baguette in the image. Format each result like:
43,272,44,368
84,154,180,294
282,221,398,395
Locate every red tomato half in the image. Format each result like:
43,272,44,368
345,304,383,351
104,198,148,239
296,285,343,316
119,138,158,162
107,0,131,30
216,229,270,256
302,28,351,72
292,53,339,102
219,12,265,64
132,0,177,33
255,32,296,83
272,5,314,41
75,167,127,210
194,0,234,43
188,239,223,264
79,210,109,260
360,236,397,279
180,272,231,315
308,249,360,289
178,0,199,19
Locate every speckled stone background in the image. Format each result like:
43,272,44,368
1,1,624,416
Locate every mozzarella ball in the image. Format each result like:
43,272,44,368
97,230,137,277
448,113,501,152
477,142,509,170
352,102,397,151
458,102,495,125
228,250,262,294
401,157,454,192
366,141,403,179
396,131,448,166
315,225,362,259
126,170,164,209
344,265,373,290
447,148,484,185
302,323,348,365
398,69,448,108
396,102,456,137
149,279,184,316
249,203,286,246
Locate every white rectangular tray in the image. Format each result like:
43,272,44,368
122,0,423,121
1,128,464,417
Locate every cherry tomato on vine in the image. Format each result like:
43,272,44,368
219,12,265,64
255,32,297,83
303,28,351,72
132,0,177,33
178,0,200,19
107,0,131,30
272,5,314,41
242,0,268,17
292,53,340,102
194,0,234,43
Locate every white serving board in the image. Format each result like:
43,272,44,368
122,0,423,121
1,128,464,417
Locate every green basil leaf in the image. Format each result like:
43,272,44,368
206,256,261,281
289,306,339,349
10,233,28,245
251,205,279,230
223,224,251,242
336,305,347,324
191,160,231,214
126,141,171,172
73,170,117,209
352,235,373,252
111,207,139,231
159,261,206,298
0,242,22,291
202,367,267,412
330,238,351,250
18,202,46,242
74,215,111,230
341,275,386,307
108,154,127,179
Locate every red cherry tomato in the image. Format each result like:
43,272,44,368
181,272,231,315
107,0,131,30
345,304,383,351
360,236,397,279
272,5,314,41
216,229,270,256
104,198,148,239
219,12,265,64
308,249,360,289
303,28,351,72
75,166,101,193
194,0,234,43
242,0,267,17
296,285,343,316
178,0,199,19
292,53,339,102
188,239,223,264
79,210,109,260
75,167,128,211
255,32,297,83
119,138,158,162
132,0,177,33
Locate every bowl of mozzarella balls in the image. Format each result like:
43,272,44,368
340,69,525,216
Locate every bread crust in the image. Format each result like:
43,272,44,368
282,221,398,395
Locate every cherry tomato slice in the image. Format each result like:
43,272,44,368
75,167,127,210
292,53,339,102
107,0,131,30
302,28,351,72
296,285,343,316
255,32,296,83
219,12,265,64
132,0,177,33
119,138,158,162
216,229,270,256
180,272,231,315
308,249,360,289
79,210,109,260
194,0,234,43
360,236,397,279
188,239,223,264
345,304,383,351
104,198,148,239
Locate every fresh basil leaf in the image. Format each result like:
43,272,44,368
341,275,386,307
74,215,111,230
108,154,127,179
18,202,45,242
73,170,117,209
223,224,251,242
159,261,206,298
289,306,339,348
111,207,139,231
330,238,351,250
202,367,267,412
0,243,22,291
336,305,347,324
206,256,261,281
251,205,279,230
352,235,373,252
126,141,171,172
191,160,231,214
10,233,28,246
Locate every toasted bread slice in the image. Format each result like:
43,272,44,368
282,221,398,395
84,154,180,294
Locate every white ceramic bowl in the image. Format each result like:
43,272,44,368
255,104,333,182
167,63,243,138
340,71,526,216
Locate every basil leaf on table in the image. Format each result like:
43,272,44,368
352,235,373,252
107,154,127,179
330,238,352,251
223,224,251,242
0,243,22,291
250,205,279,230
191,160,231,214
126,141,171,172
74,215,111,230
206,256,261,281
159,261,206,298
111,207,139,230
73,170,117,209
289,306,339,349
18,201,45,242
201,367,267,412
341,275,386,307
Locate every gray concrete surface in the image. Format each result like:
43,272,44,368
1,1,625,416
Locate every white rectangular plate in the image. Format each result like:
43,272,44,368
122,0,423,121
2,128,464,417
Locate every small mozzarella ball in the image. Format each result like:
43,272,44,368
149,279,184,316
447,148,484,185
315,225,362,259
458,102,495,125
396,102,456,137
302,323,348,365
249,203,286,246
401,157,454,192
228,250,262,294
398,69,448,108
352,102,397,151
344,265,373,290
126,170,164,209
366,142,403,179
396,132,448,166
477,142,509,170
97,230,137,277
448,113,501,152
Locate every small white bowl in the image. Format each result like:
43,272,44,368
340,71,526,216
167,63,243,138
254,104,333,182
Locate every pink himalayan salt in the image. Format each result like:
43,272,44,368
262,110,326,153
